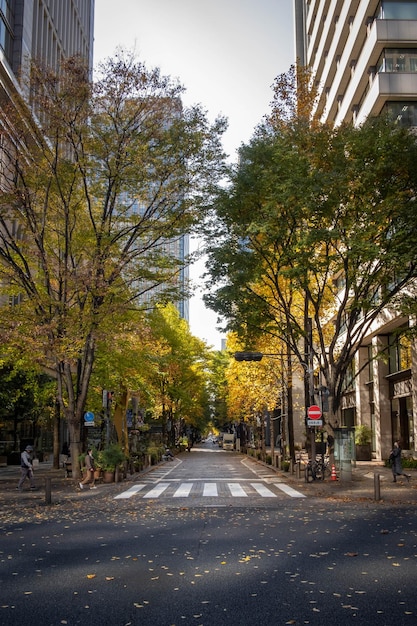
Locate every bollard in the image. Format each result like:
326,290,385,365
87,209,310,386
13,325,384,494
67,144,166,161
374,472,381,501
296,461,300,479
45,476,52,505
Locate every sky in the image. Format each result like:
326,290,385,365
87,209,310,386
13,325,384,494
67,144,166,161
93,0,295,349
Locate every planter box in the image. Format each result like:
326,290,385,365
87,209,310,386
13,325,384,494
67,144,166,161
102,470,115,483
355,444,372,461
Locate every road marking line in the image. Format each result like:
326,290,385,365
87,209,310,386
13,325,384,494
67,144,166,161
114,484,146,499
143,483,170,498
203,483,218,496
228,483,248,497
251,483,276,497
114,480,305,500
173,483,193,497
274,483,306,498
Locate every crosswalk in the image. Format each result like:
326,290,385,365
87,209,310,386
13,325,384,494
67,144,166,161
114,480,305,500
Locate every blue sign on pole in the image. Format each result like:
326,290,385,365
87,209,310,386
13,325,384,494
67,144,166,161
84,411,94,425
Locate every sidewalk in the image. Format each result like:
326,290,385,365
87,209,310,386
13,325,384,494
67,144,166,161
0,457,416,506
0,460,151,507
277,459,417,505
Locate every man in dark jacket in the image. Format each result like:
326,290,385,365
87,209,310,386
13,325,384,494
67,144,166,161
390,441,411,483
17,445,36,491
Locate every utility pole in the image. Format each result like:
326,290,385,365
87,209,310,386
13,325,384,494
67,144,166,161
306,316,316,461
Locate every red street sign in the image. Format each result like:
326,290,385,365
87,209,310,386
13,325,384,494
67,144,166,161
307,405,322,419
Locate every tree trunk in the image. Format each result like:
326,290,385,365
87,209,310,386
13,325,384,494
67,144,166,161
53,399,60,470
57,335,96,480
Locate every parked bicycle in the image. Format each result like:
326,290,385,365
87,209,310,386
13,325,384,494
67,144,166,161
305,455,331,482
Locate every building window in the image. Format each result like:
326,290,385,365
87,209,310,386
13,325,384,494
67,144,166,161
378,1,417,20
383,102,417,127
0,0,13,64
377,49,417,73
368,345,374,382
389,332,412,374
342,360,355,392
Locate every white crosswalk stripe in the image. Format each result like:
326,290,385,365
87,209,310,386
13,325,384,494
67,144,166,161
114,484,146,499
251,482,276,498
143,483,170,498
114,480,305,500
228,483,247,497
274,483,306,498
173,483,193,497
203,482,218,496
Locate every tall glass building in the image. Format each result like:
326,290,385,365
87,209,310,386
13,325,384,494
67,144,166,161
1,0,94,82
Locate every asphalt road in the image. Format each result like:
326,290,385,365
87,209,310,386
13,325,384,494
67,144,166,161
112,444,306,506
1,445,416,626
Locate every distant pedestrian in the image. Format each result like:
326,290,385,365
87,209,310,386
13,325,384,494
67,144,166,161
17,445,36,491
162,448,174,461
79,448,97,490
389,441,411,483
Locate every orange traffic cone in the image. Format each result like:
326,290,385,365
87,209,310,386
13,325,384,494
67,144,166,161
331,464,337,481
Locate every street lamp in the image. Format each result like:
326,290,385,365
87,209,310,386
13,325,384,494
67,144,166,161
234,351,263,361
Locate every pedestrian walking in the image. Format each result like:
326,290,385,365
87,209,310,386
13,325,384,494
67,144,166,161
17,445,36,491
79,448,97,489
389,440,411,483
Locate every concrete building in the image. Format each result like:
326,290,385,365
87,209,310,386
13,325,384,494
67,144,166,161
294,0,417,459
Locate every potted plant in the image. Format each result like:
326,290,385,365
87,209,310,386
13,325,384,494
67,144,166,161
355,425,372,461
98,444,126,483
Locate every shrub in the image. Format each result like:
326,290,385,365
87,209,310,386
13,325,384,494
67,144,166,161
99,444,126,471
355,425,372,445
147,445,164,463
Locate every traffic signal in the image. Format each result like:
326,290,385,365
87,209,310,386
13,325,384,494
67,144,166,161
234,351,263,362
102,390,114,408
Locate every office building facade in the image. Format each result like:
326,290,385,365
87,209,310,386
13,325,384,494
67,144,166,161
294,0,417,459
1,0,94,84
